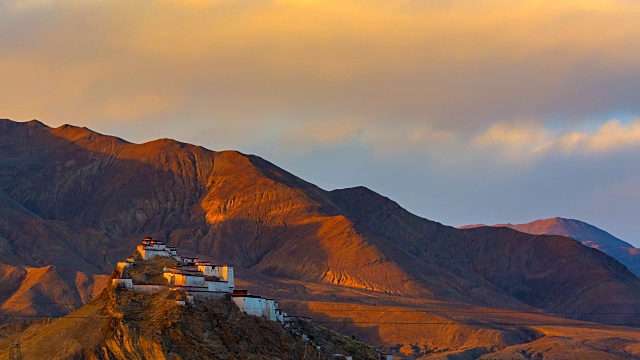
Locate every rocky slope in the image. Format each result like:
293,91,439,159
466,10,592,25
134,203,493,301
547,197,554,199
493,217,640,276
0,263,107,319
0,285,376,360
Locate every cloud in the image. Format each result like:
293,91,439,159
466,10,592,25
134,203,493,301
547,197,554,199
581,120,640,153
543,119,640,154
3,1,640,243
473,119,640,159
473,121,550,159
3,0,640,165
3,1,640,131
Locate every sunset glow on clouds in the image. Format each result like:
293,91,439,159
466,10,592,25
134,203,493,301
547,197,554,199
2,0,640,241
473,119,640,158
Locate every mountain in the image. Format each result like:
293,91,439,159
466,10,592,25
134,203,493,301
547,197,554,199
3,118,640,357
464,217,640,275
0,263,107,318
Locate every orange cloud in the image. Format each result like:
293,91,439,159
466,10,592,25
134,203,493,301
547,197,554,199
565,120,640,154
474,122,549,154
3,0,640,157
474,119,640,159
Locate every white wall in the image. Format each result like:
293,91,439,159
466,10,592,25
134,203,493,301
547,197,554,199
265,299,277,321
227,267,234,288
233,296,266,318
198,264,215,277
207,280,230,293
185,274,205,287
132,284,168,293
212,266,234,288
164,273,205,287
139,248,170,260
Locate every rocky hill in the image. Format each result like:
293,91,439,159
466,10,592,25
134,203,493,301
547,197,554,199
0,283,377,360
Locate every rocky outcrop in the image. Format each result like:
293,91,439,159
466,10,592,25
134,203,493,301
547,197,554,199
0,286,377,360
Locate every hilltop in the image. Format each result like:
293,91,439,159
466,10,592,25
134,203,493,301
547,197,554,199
1,240,377,359
0,284,377,359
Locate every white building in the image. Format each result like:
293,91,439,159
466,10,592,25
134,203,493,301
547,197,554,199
180,256,198,265
132,284,168,293
231,290,286,323
162,265,233,300
231,291,267,317
207,280,231,293
197,261,235,289
137,237,175,260
116,237,284,323
164,267,206,287
265,299,277,321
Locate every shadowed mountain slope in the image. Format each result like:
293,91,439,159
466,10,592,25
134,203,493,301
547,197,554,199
0,263,107,319
1,118,640,329
463,217,640,276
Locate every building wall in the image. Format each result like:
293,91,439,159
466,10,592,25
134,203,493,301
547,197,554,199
265,299,277,321
207,280,230,293
132,284,168,293
186,290,226,300
112,278,133,290
227,267,234,288
138,247,171,260
198,264,215,277
232,296,267,318
212,266,234,288
186,274,205,287
164,273,205,287
181,257,198,265
231,297,244,315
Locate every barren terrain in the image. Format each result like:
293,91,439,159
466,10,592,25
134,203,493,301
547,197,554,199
1,118,640,358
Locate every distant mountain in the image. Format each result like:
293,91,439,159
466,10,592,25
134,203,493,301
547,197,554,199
463,218,640,275
0,263,107,318
3,118,640,357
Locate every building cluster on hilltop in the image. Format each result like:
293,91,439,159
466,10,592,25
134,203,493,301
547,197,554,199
112,237,287,323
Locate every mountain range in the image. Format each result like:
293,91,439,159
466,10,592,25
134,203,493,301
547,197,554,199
2,118,640,358
461,217,640,275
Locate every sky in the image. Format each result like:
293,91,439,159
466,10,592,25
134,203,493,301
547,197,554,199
1,0,640,244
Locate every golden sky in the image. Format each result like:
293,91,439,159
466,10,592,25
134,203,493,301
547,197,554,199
2,0,640,241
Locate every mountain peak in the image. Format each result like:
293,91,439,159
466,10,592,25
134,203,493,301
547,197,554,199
0,118,47,129
487,217,640,275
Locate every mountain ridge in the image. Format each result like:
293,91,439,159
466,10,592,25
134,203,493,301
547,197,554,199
462,217,640,275
3,118,640,357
